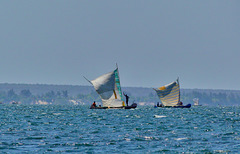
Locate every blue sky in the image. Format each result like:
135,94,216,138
0,1,240,90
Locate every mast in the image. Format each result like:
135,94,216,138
116,63,121,85
177,77,180,103
115,63,123,100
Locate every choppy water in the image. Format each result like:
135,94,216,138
0,105,240,153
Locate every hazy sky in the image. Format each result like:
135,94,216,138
0,1,240,90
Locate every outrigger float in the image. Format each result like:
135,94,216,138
85,65,137,109
153,79,191,108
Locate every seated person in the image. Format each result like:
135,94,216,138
177,101,183,106
92,101,96,107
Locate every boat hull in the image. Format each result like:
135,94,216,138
173,104,191,108
156,104,191,108
90,103,137,109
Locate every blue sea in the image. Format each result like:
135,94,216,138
0,105,240,153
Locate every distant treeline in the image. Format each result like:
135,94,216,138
0,88,102,105
0,83,239,106
0,89,69,104
122,90,240,106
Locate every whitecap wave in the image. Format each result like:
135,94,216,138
154,115,166,118
175,137,188,141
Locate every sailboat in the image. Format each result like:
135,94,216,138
193,98,201,106
85,66,137,109
153,79,191,108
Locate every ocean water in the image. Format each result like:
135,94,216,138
0,105,240,153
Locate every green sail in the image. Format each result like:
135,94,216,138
114,68,123,101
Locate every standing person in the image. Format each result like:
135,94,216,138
123,92,129,106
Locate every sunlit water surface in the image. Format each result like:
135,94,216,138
0,105,240,153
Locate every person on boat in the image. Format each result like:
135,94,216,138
92,101,96,107
177,101,183,106
123,92,129,106
156,102,163,107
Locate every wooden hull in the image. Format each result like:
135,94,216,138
90,103,137,109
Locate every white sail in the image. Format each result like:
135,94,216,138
193,98,199,106
154,80,180,106
90,69,124,107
